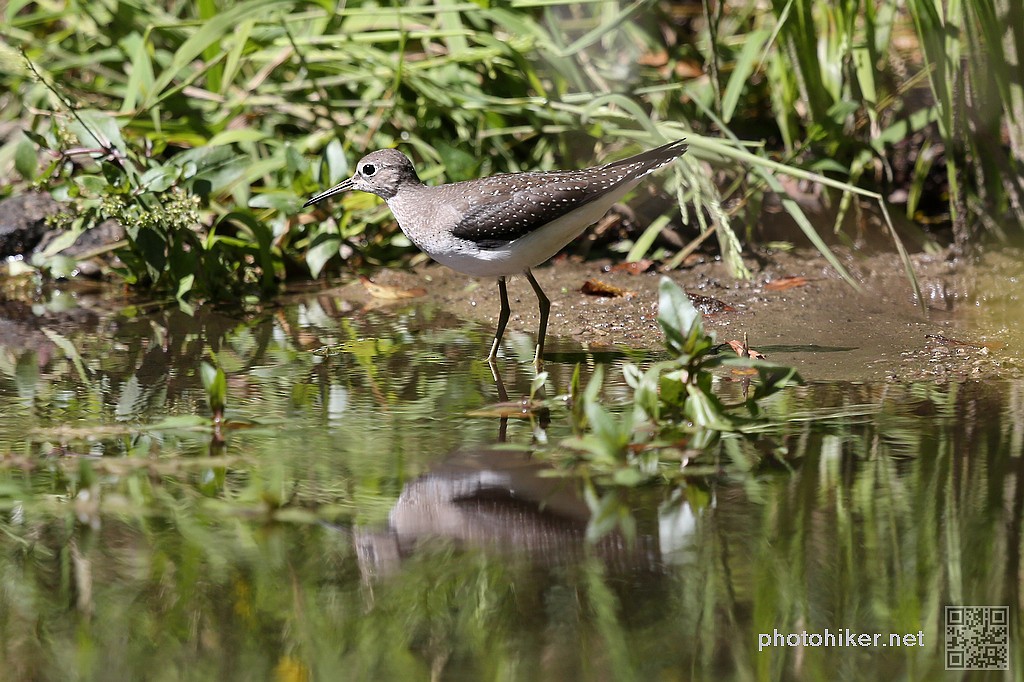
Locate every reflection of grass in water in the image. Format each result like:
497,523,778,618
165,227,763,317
648,381,1020,680
1,296,1023,679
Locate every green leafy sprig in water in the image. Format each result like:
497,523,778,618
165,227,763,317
565,277,803,483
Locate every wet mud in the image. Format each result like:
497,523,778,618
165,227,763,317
335,247,1024,382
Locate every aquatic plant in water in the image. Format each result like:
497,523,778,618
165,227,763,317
563,277,802,539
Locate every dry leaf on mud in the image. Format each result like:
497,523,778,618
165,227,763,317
726,338,767,360
605,260,654,275
581,279,633,297
764,276,813,291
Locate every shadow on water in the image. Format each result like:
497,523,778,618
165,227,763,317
0,285,1022,681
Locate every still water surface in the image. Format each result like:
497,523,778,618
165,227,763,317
0,287,1021,681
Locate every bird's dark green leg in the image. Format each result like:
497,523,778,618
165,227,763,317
524,269,550,368
487,276,511,362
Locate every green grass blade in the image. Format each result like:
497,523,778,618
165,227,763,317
625,213,670,263
141,0,287,111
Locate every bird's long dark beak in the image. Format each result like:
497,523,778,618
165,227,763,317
303,177,355,207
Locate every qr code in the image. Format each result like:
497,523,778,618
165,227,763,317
945,606,1010,670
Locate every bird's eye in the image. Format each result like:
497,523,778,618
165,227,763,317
362,163,376,176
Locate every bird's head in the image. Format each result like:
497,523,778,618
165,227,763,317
304,148,421,206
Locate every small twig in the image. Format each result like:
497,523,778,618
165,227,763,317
20,49,128,170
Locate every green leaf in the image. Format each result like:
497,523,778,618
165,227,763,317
15,136,37,180
35,228,81,258
658,371,686,410
139,165,180,193
684,384,735,430
76,175,109,195
750,362,804,401
221,19,255,95
200,361,227,414
632,361,673,422
22,130,50,150
306,232,342,279
529,371,548,401
218,211,277,294
580,365,631,462
133,227,168,281
43,255,79,279
826,99,860,126
570,363,584,434
285,144,305,174
437,142,481,182
120,32,155,114
249,191,300,212
174,146,247,195
67,110,127,154
612,468,646,487
207,128,269,147
583,486,620,542
142,0,288,111
657,276,702,356
325,138,349,185
625,213,670,263
176,274,196,316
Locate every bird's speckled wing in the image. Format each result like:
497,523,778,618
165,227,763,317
448,139,686,248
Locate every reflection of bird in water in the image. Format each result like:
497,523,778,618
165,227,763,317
353,447,671,581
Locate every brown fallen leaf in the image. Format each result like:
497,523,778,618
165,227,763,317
359,276,427,300
605,260,654,275
638,50,668,67
581,279,633,297
726,338,767,360
675,60,704,79
727,339,746,356
764,275,813,291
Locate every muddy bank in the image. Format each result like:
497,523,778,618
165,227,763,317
3,240,1021,383
335,247,1024,383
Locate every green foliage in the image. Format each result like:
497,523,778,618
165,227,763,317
906,0,1024,243
10,0,1009,302
200,361,227,419
563,277,803,518
18,83,290,299
708,0,1024,241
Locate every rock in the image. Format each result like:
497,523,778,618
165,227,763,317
0,192,61,258
34,218,127,277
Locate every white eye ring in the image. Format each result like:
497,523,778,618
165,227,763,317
362,164,376,176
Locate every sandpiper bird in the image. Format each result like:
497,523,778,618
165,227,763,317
304,139,687,366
